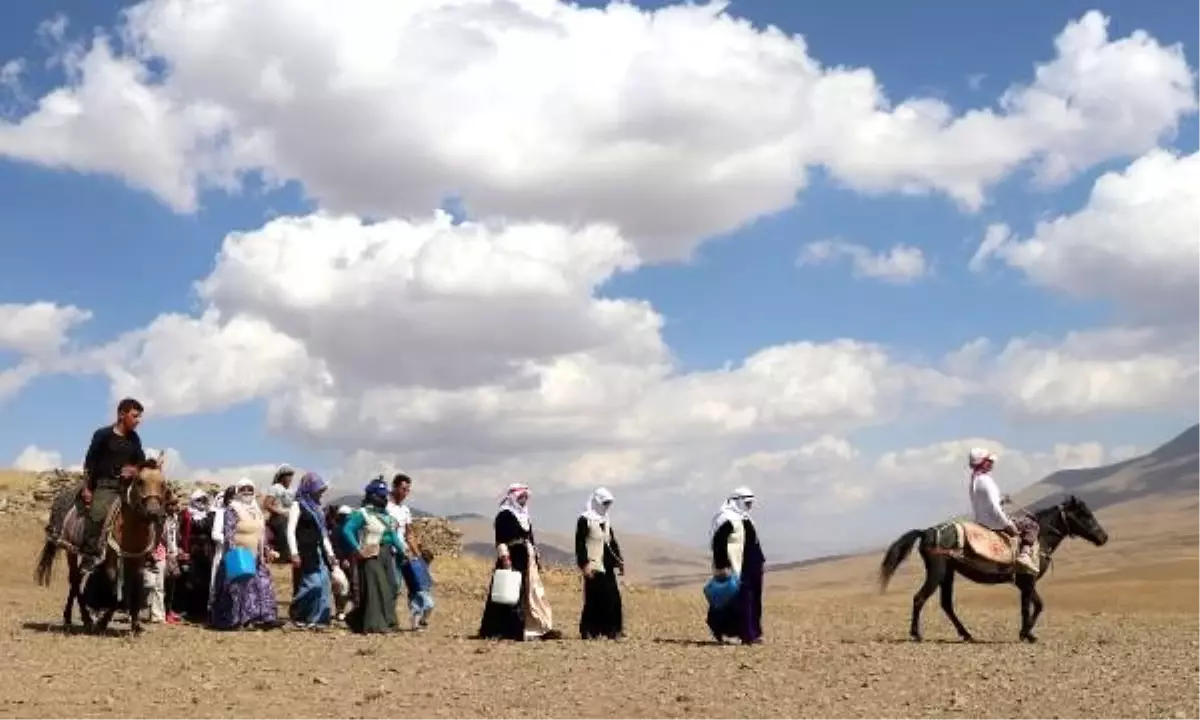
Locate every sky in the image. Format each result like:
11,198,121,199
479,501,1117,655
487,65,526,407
0,0,1196,560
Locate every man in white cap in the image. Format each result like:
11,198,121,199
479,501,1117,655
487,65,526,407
968,448,1039,572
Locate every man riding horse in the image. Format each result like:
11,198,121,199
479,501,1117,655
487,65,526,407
967,448,1038,573
79,397,151,574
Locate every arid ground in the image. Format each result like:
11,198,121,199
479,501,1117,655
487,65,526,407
0,488,1196,719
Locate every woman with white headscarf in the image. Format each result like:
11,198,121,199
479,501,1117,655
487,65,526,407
707,487,765,644
209,479,282,631
476,483,562,641
575,487,625,640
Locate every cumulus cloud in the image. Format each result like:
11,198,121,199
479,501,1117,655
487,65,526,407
971,148,1200,324
0,301,92,358
0,301,93,404
961,147,1200,419
0,5,1194,259
12,445,65,472
797,239,930,284
83,212,966,468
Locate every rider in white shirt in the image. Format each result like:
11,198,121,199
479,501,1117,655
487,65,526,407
968,448,1038,572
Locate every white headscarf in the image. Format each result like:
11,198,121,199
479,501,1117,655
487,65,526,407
710,486,755,538
499,483,531,530
581,487,614,523
232,478,261,517
187,489,211,521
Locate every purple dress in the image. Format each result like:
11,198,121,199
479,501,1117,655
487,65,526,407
209,505,278,630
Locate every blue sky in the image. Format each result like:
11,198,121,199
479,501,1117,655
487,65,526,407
0,0,1196,551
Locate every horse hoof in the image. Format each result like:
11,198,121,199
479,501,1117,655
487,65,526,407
960,635,975,643
910,634,923,643
1021,633,1038,644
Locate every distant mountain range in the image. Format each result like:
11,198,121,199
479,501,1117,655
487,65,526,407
1013,423,1199,511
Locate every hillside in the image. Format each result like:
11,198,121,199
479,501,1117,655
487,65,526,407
1013,423,1199,511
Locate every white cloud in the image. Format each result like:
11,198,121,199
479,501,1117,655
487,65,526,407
0,6,1193,260
960,147,1200,419
12,445,64,472
81,212,964,465
971,148,1200,324
0,301,92,358
0,302,93,405
954,327,1198,418
798,238,930,284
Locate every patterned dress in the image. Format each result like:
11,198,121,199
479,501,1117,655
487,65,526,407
209,503,279,630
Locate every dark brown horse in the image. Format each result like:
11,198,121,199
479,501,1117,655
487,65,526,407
34,462,167,634
878,495,1109,643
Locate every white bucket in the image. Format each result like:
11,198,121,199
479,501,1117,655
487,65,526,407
490,568,522,606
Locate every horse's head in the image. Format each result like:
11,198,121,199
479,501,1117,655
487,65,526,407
134,462,168,521
1060,495,1108,546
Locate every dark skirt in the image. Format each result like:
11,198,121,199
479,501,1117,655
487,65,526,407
182,555,212,621
477,559,528,641
580,570,623,639
347,555,397,634
706,545,764,644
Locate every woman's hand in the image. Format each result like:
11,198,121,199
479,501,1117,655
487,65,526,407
499,554,511,569
290,555,301,570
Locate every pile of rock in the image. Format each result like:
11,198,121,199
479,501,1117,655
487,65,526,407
410,517,464,559
0,469,85,518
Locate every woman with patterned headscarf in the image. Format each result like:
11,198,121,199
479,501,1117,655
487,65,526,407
476,483,561,641
339,477,406,634
286,471,336,629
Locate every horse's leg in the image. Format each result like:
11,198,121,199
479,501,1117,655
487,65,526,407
95,559,118,632
1018,576,1043,643
128,561,143,635
909,549,942,642
63,553,77,628
938,569,974,642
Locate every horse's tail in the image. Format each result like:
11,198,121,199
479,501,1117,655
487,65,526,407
34,539,59,587
879,529,924,593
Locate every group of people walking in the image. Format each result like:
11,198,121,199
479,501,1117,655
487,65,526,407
71,398,770,644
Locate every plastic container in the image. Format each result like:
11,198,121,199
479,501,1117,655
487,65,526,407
223,546,256,582
405,557,433,593
703,573,740,609
490,568,522,606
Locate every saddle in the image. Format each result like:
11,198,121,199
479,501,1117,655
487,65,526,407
947,521,1040,574
56,493,123,561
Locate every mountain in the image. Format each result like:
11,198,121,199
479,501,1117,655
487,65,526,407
1013,424,1199,512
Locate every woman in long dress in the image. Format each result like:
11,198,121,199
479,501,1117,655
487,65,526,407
575,487,625,639
339,478,405,634
476,483,562,641
287,471,336,629
706,486,765,645
178,490,214,622
209,479,282,631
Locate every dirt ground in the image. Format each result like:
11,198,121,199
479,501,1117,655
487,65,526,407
0,516,1196,719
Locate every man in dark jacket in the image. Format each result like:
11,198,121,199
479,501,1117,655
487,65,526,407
79,397,148,572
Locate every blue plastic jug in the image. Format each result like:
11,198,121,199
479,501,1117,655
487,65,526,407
223,546,256,582
703,573,740,609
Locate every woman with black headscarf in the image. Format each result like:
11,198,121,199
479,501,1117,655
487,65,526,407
339,477,405,634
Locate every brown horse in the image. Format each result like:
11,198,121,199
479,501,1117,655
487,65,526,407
34,462,167,634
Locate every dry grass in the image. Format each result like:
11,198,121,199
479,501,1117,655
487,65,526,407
1,494,1197,718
